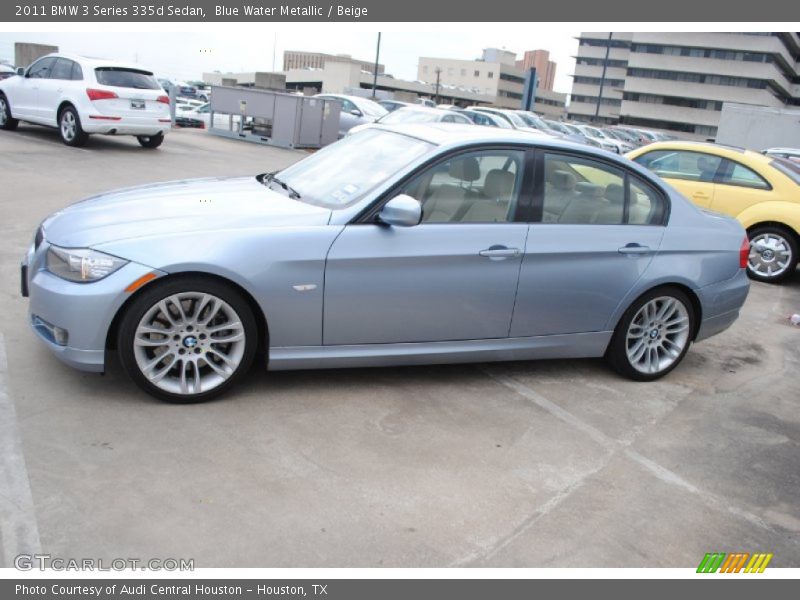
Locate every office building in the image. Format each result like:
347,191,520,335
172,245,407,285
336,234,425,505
283,50,384,75
568,32,800,139
418,48,567,117
516,49,557,91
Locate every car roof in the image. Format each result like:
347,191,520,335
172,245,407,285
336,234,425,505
35,52,154,73
634,140,773,164
392,105,458,115
317,93,376,103
764,147,800,154
369,122,612,151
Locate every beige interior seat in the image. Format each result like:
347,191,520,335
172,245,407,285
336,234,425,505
422,157,481,223
591,182,625,224
543,169,577,222
462,169,516,222
559,179,609,223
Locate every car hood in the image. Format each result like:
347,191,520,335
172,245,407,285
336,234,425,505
42,176,332,248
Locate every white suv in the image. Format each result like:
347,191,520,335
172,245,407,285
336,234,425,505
0,53,171,148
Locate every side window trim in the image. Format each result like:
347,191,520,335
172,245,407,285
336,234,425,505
353,144,536,225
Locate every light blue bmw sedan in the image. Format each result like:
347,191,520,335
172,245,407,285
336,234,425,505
21,124,750,402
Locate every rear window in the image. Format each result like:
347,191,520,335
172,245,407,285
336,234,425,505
771,159,800,185
94,67,160,90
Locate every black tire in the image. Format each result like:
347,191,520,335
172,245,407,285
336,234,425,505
0,94,19,130
746,225,798,284
58,105,88,146
137,132,164,149
606,286,695,381
118,276,259,403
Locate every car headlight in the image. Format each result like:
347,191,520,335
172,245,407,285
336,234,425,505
46,246,128,283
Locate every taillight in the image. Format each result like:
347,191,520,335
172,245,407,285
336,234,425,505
86,88,118,101
156,95,170,104
740,236,750,269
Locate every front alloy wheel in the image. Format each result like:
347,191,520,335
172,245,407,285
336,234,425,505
119,278,258,402
607,288,694,381
747,226,797,283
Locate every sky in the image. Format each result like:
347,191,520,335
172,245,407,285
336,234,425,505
0,29,581,93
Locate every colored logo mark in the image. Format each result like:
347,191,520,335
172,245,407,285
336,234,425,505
697,552,773,573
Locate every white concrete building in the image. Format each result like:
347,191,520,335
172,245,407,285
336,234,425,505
569,32,800,139
418,48,567,118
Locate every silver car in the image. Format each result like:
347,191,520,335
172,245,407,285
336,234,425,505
21,125,749,402
313,93,387,138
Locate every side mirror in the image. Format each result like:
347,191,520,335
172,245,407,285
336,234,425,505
350,109,363,117
378,195,422,227
16,67,25,77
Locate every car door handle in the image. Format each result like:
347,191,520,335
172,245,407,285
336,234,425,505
479,246,521,259
618,243,651,255
692,192,710,198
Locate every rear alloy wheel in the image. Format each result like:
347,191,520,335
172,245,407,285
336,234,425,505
607,288,694,381
137,132,164,149
119,278,258,402
0,95,19,130
747,226,797,283
59,106,88,146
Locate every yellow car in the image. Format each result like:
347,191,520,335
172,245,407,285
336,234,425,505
628,141,800,283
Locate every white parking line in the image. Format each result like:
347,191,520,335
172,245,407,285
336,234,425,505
454,367,782,565
0,332,42,567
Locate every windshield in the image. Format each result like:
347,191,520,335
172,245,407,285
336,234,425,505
516,112,546,130
353,97,388,118
582,126,604,138
379,109,439,124
503,112,528,128
95,67,160,89
275,129,434,209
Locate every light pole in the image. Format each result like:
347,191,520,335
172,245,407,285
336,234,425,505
434,67,441,104
594,32,612,123
371,32,381,99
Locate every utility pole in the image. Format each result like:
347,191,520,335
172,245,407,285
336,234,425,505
371,32,381,99
272,32,277,72
434,67,441,104
594,32,612,123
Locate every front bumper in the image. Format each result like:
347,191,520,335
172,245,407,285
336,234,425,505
22,242,163,373
695,268,750,342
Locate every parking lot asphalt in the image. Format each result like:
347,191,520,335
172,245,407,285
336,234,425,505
1,125,798,568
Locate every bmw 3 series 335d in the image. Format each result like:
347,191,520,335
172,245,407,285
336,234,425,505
21,125,750,402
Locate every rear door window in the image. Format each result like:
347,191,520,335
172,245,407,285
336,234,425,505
94,67,160,90
49,58,74,80
543,153,667,225
717,159,771,190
